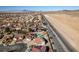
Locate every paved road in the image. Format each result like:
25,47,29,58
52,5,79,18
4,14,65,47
42,15,76,52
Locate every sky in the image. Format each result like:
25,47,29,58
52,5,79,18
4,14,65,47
0,6,79,11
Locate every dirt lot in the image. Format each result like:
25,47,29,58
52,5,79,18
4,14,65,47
44,11,79,51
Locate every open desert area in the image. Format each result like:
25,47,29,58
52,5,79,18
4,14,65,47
44,11,79,51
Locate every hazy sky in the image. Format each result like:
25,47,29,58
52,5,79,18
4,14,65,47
0,6,79,11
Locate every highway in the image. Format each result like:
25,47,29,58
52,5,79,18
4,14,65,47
42,14,77,52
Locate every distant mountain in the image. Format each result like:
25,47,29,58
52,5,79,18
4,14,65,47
0,10,36,12
22,10,34,12
62,10,79,12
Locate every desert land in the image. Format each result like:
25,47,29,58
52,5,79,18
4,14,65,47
44,11,79,51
